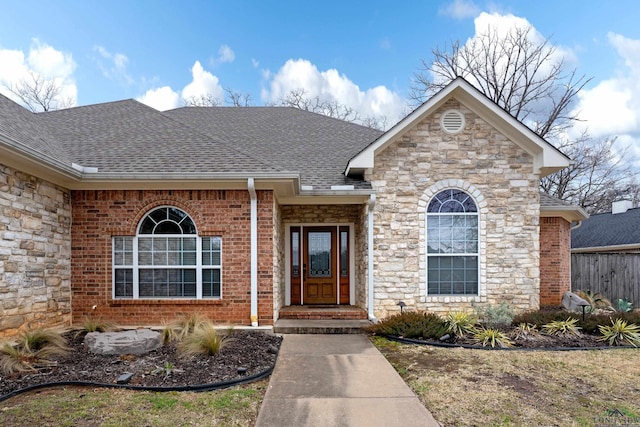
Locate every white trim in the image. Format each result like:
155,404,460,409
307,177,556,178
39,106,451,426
345,77,570,178
367,194,376,321
248,178,258,327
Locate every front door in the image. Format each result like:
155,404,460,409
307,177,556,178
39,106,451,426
303,227,337,304
289,225,350,305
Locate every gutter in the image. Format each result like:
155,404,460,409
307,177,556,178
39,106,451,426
367,194,376,321
248,178,258,327
571,243,640,253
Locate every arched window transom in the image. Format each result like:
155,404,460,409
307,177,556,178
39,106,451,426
426,189,478,295
113,206,221,299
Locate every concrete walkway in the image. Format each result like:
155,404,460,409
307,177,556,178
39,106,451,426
255,334,440,427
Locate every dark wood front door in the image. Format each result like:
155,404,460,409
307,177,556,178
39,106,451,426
303,227,337,304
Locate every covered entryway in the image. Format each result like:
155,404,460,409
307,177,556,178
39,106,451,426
287,224,352,305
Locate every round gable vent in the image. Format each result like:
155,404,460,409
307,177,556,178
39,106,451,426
440,109,465,134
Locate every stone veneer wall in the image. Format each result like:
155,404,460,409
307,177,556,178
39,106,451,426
280,204,365,307
539,217,571,307
366,100,540,318
0,164,72,336
71,189,274,326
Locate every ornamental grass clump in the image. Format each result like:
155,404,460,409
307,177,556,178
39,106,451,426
598,318,640,347
445,311,479,338
161,313,210,343
541,318,582,337
473,328,513,348
0,327,71,375
178,322,227,356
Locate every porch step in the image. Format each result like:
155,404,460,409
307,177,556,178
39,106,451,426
278,305,368,320
273,319,372,334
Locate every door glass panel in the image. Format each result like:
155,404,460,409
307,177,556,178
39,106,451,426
308,231,331,277
340,231,348,277
292,231,300,278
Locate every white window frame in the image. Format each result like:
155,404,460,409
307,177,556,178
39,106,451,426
425,190,479,296
112,206,222,300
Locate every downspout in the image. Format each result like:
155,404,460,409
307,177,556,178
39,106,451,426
248,178,258,327
367,194,376,321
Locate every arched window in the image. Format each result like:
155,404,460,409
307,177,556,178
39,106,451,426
426,189,478,295
113,207,221,299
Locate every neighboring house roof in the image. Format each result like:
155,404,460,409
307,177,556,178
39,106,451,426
571,207,640,252
346,77,571,178
540,192,589,222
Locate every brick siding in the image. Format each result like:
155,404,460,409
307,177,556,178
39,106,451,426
539,216,571,307
71,189,274,327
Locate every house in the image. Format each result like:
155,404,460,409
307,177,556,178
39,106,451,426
571,200,639,305
0,77,588,335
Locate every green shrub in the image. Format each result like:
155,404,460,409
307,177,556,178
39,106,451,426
367,311,449,340
473,328,513,348
472,302,514,329
445,311,479,338
598,319,640,347
541,318,582,337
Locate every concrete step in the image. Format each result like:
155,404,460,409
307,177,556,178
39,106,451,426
278,305,368,320
273,319,372,334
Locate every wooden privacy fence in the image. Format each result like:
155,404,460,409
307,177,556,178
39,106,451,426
571,253,640,307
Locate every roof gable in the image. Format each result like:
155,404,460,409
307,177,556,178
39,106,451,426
345,77,570,178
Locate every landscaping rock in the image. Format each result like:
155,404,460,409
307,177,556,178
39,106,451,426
84,329,162,355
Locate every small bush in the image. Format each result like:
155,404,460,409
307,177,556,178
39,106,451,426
472,302,514,329
473,328,513,348
445,311,479,338
541,318,582,337
162,313,210,343
615,299,634,313
575,290,613,312
367,311,449,340
79,317,118,334
178,322,227,356
598,319,640,347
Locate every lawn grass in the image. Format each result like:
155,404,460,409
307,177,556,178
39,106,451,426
0,380,267,427
372,337,640,427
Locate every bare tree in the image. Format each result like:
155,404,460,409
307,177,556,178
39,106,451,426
224,87,252,107
410,24,640,213
182,93,221,107
411,27,590,139
273,88,388,130
3,70,74,112
540,134,639,213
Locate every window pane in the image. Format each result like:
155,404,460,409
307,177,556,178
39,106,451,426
426,255,478,295
202,237,221,266
292,231,299,278
139,268,196,297
203,268,221,298
114,268,133,298
340,231,348,277
308,231,331,277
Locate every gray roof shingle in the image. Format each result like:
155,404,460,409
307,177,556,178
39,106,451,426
571,207,640,248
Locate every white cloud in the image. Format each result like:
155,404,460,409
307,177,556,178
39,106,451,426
438,0,481,20
0,39,77,110
262,58,406,127
572,33,640,164
217,44,235,63
93,45,133,84
137,61,224,110
137,86,180,111
251,58,260,68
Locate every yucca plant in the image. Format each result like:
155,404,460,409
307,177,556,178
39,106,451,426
0,328,71,375
445,311,478,338
615,299,634,313
541,318,582,337
511,323,540,341
598,318,640,347
178,322,227,356
473,328,513,348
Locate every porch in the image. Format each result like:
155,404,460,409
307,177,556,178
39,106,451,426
274,305,371,334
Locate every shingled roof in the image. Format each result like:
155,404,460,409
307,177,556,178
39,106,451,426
572,207,640,250
164,106,382,188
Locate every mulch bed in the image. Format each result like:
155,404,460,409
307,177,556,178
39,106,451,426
0,330,281,398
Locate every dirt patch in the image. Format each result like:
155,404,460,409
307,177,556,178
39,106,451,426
0,330,281,398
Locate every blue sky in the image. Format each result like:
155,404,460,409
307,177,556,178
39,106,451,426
1,0,640,161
